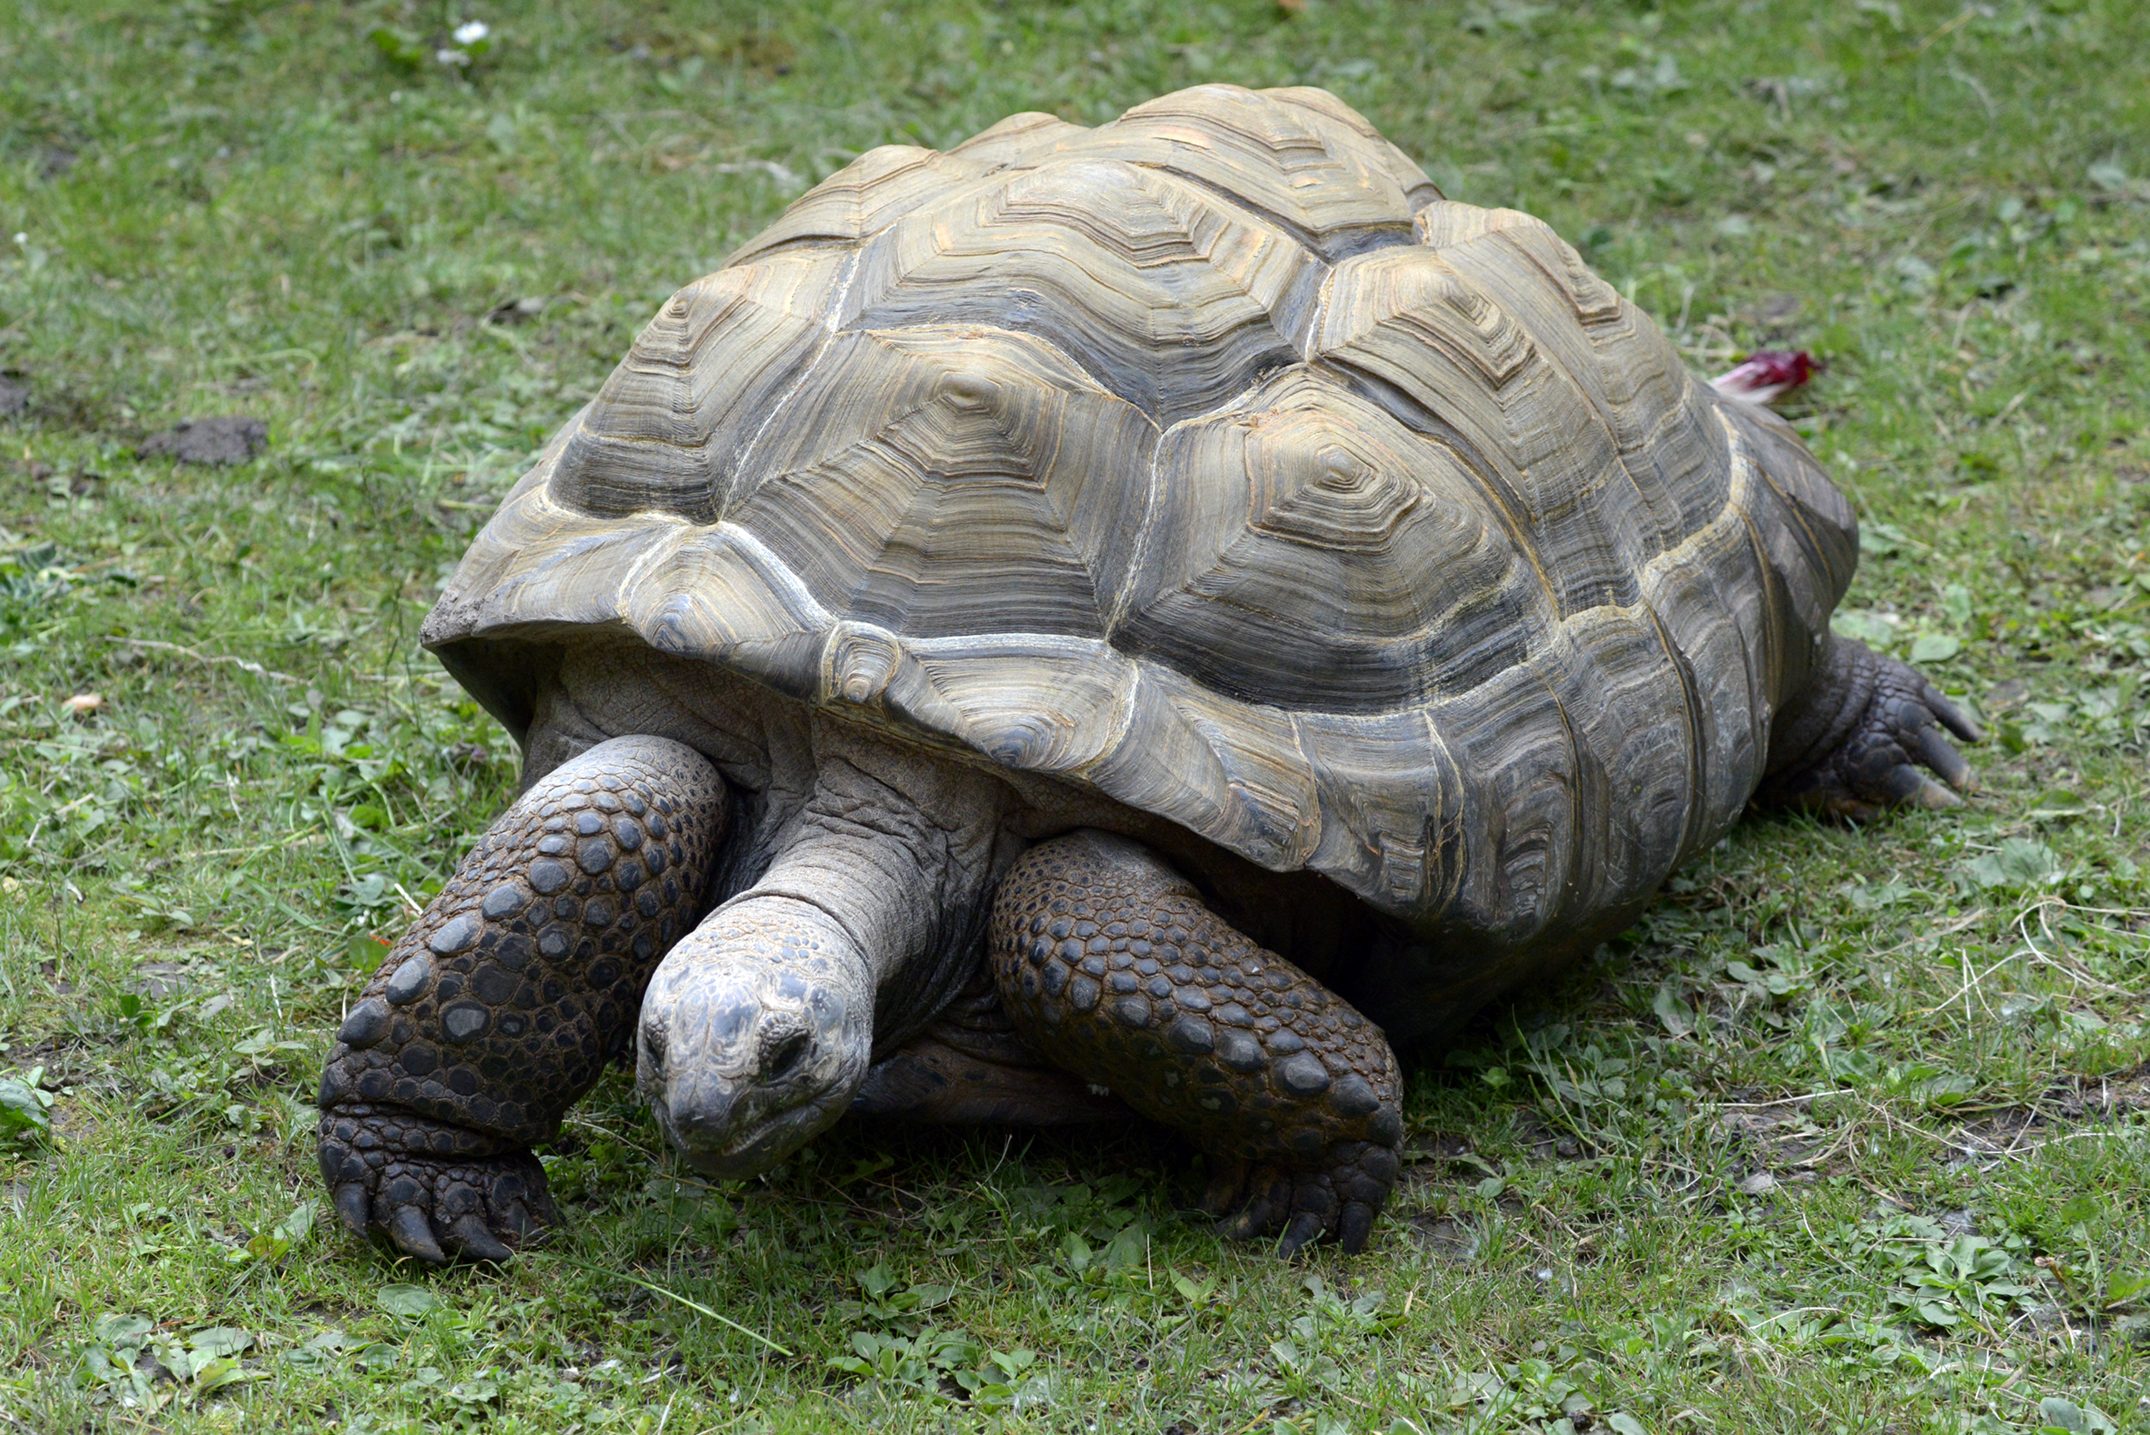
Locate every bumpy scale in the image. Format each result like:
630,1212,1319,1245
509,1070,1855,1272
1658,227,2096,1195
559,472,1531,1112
989,831,1403,1254
1758,637,1983,820
318,736,727,1262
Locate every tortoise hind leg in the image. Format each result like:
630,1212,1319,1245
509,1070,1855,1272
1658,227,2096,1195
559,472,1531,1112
1759,635,1983,821
987,831,1404,1255
317,735,728,1263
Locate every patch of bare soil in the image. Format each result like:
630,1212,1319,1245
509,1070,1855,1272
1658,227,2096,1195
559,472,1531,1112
1406,1211,1483,1260
137,415,268,464
1948,1062,2150,1161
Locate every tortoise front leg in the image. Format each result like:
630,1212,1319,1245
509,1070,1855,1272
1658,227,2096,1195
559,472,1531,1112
988,831,1404,1255
317,736,728,1263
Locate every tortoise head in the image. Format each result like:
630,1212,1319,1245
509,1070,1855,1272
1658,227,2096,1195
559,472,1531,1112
633,719,1011,1179
636,894,875,1179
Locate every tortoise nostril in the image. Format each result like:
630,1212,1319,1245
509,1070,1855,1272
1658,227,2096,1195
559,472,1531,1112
766,1032,811,1081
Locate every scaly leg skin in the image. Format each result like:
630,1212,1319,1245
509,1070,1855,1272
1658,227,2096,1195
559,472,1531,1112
988,830,1404,1256
317,735,727,1264
1758,635,1983,822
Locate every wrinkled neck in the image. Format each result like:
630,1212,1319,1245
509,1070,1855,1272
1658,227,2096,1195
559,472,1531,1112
730,718,1017,1053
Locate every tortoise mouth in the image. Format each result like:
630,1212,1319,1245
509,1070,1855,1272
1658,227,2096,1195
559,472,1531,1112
654,1079,852,1180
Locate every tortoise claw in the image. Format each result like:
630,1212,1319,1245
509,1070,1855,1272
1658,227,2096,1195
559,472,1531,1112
1880,763,1929,806
1761,639,1980,820
1200,1159,1251,1219
1881,762,1962,810
333,1182,371,1237
387,1205,447,1265
1922,683,1983,744
496,1199,540,1242
1205,1141,1397,1258
1216,1168,1290,1241
1337,1201,1376,1255
1911,771,1963,810
318,1111,558,1265
1278,1210,1327,1258
443,1213,514,1264
1915,726,1973,791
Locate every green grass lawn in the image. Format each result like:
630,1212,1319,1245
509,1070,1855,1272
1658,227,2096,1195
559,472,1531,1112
2,1,2147,1430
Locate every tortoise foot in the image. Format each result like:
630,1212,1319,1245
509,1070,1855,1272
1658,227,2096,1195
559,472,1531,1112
988,829,1404,1256
1761,636,1982,821
1202,1140,1400,1256
315,734,728,1263
319,1105,558,1264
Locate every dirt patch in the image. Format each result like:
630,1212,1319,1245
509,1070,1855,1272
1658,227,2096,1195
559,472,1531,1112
22,381,111,432
129,961,197,1000
486,295,548,324
0,376,26,419
1513,1114,1594,1161
1404,1133,1477,1165
1407,1211,1483,1260
2045,1062,2150,1119
1714,1102,1828,1169
1947,1062,2150,1159
137,415,268,465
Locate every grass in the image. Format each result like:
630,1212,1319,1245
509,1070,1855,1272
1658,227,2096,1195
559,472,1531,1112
1,0,2146,1430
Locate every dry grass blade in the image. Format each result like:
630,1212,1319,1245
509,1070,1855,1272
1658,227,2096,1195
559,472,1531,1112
541,1253,795,1358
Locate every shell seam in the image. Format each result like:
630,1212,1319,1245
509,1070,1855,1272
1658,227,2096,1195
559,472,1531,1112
722,246,864,512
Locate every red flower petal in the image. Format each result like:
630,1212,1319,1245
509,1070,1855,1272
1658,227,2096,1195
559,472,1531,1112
1709,349,1821,405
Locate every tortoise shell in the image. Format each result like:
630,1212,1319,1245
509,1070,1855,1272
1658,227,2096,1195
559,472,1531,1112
424,84,1856,962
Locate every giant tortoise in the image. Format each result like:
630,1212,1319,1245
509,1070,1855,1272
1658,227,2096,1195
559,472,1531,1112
315,84,1978,1263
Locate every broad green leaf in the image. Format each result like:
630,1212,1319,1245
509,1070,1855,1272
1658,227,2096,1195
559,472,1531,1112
1960,838,2060,890
0,1079,50,1133
377,1284,440,1319
1909,633,1961,663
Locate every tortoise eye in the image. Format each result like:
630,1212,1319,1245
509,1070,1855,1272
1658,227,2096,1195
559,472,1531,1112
766,1032,811,1081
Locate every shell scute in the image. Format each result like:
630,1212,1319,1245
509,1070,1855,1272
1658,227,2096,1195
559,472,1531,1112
728,145,994,264
919,644,1127,774
550,253,845,523
1116,370,1539,712
1101,666,1319,871
1317,246,1677,620
1424,219,1711,540
727,325,1155,640
1260,85,1443,210
1103,84,1429,258
1634,503,1771,838
621,525,831,698
840,158,1323,422
944,110,1089,169
1291,708,1465,911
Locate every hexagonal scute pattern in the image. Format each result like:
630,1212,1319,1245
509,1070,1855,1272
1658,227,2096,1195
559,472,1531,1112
425,82,1859,960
